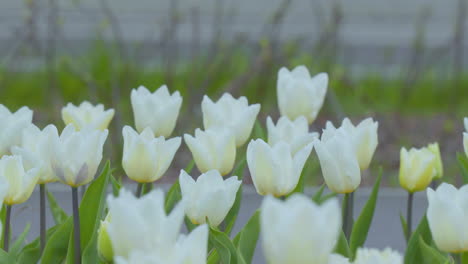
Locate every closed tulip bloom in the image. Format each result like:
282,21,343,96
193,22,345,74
277,65,328,124
267,116,318,154
131,85,182,137
261,194,341,264
107,188,185,259
323,118,378,170
353,248,403,264
427,183,468,253
202,93,260,147
53,125,108,187
180,170,241,226
314,129,361,194
399,147,437,193
247,139,312,196
184,128,236,175
0,155,39,205
11,124,60,184
122,126,181,183
62,101,114,131
0,105,33,156
427,143,443,179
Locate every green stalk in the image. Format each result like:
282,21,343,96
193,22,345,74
72,187,81,264
343,192,354,239
3,205,11,251
136,182,144,198
40,184,46,253
406,192,414,242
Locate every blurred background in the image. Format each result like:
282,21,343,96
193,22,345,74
1,0,467,186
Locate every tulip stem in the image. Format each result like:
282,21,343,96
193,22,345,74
3,205,11,251
452,253,462,264
406,192,414,242
136,183,144,198
40,184,46,253
72,187,81,264
343,192,354,240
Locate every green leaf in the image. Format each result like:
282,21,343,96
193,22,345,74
184,159,196,174
419,236,450,264
253,120,266,140
400,212,408,241
165,180,182,214
461,251,468,264
110,174,121,196
404,215,432,264
312,184,326,203
334,230,352,258
9,223,30,257
233,210,260,264
349,168,382,257
209,226,246,264
47,189,68,225
17,225,60,264
41,217,73,264
223,157,247,235
141,182,154,196
457,153,468,184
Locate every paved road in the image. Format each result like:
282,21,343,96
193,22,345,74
11,184,427,263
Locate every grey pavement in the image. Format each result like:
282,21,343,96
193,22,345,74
11,184,427,264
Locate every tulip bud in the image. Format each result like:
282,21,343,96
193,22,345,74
323,118,378,170
427,143,443,179
314,128,361,193
0,155,39,205
353,247,403,264
11,124,60,184
106,188,185,259
399,147,437,193
61,101,114,131
131,85,182,137
266,116,318,154
97,213,113,262
427,183,468,253
184,128,236,176
0,105,33,157
202,93,260,147
277,65,328,124
179,170,241,226
52,125,108,187
261,194,341,264
122,126,181,183
247,139,312,196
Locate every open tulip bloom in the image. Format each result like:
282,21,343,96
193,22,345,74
61,101,115,131
202,93,260,147
179,169,241,226
131,85,182,138
0,105,33,157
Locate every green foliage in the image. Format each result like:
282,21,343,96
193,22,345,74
334,231,352,259
233,211,261,264
418,236,450,264
224,157,247,235
47,189,68,225
404,215,432,264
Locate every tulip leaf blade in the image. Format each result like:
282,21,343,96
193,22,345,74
253,120,267,141
224,157,247,235
41,217,73,264
47,189,68,225
400,212,408,242
165,179,182,214
349,168,382,257
233,210,260,264
461,252,468,264
110,174,122,196
312,184,326,203
418,236,450,264
9,223,30,257
456,153,468,184
404,215,432,264
17,224,61,264
208,227,234,264
334,230,352,258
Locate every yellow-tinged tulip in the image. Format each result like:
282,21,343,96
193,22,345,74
131,85,182,137
184,128,236,175
353,248,403,264
122,126,181,183
0,105,33,157
399,147,437,193
202,93,260,147
61,101,114,131
97,213,113,262
427,142,443,179
427,183,468,253
261,194,341,264
277,65,328,124
0,155,39,205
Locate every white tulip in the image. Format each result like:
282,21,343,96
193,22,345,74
180,170,241,226
353,248,403,264
0,105,33,156
131,85,182,137
52,125,108,187
247,139,312,196
202,93,260,147
323,118,378,170
427,183,468,253
315,128,361,193
399,147,437,193
277,65,328,124
106,188,185,259
114,224,208,264
0,155,39,205
267,116,318,154
61,101,114,131
328,254,350,264
184,128,236,175
11,124,60,184
122,126,181,183
261,194,341,264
